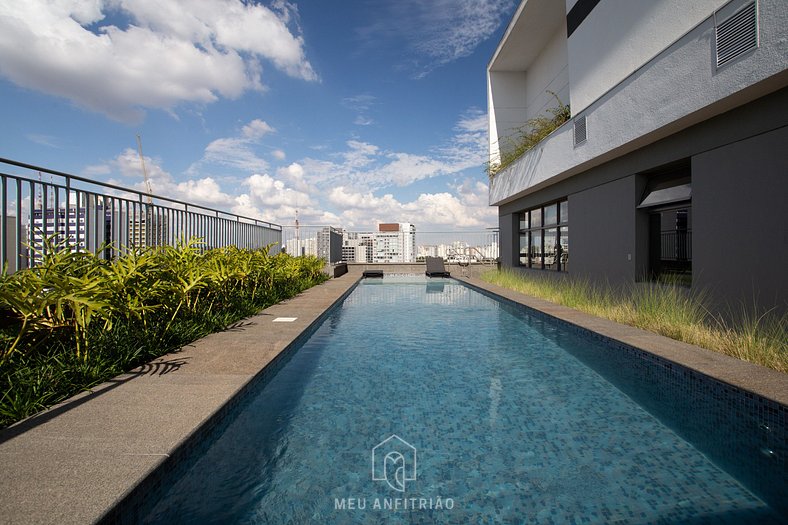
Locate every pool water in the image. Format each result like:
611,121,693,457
140,276,785,524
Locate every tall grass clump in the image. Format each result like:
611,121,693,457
0,238,329,428
481,268,787,373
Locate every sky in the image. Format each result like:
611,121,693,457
0,0,518,232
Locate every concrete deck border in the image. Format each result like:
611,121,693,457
0,266,784,524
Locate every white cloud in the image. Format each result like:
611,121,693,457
341,94,376,112
342,93,376,126
272,149,286,161
297,108,488,191
79,105,496,232
241,119,276,140
276,162,312,193
244,173,312,208
327,186,400,211
98,148,234,207
342,140,379,169
326,183,495,230
358,0,516,77
26,134,63,148
192,118,276,174
0,0,317,122
90,147,315,225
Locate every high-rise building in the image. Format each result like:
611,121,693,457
27,203,117,265
316,226,343,263
373,223,416,263
342,231,374,263
127,211,169,248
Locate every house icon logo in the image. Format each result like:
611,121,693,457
371,434,417,492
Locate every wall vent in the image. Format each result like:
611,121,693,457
574,115,587,147
715,1,758,68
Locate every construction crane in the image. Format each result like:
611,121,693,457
135,134,153,205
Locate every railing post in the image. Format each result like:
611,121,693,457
1,175,6,273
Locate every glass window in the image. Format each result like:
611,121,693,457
519,212,529,230
517,200,567,271
544,228,557,268
559,226,569,272
530,231,542,268
560,201,568,224
544,204,558,226
530,208,542,228
519,234,529,266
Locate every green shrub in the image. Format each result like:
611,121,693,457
0,238,328,427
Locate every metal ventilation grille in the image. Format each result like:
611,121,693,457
574,115,587,147
716,1,758,68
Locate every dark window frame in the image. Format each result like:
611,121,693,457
518,199,568,271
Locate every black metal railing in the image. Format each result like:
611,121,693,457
660,230,692,262
1,158,282,273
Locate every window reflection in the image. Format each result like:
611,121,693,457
531,209,542,228
519,233,529,266
517,200,568,271
519,212,529,230
559,226,569,272
544,204,557,226
530,231,542,268
544,228,557,269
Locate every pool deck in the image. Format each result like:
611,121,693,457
0,267,785,524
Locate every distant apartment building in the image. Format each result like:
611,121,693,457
489,0,787,314
127,211,169,248
285,235,316,257
342,231,374,263
28,206,107,265
338,223,417,263
373,223,416,263
2,216,24,273
316,226,343,263
417,240,499,262
27,202,170,265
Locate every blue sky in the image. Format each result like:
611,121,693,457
0,0,518,231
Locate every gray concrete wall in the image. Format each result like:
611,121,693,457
499,213,518,267
496,86,788,315
693,124,788,315
569,176,638,285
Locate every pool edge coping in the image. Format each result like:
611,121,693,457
96,275,364,524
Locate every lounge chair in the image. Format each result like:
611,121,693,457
425,256,451,277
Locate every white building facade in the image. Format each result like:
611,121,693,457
373,223,416,263
489,0,787,314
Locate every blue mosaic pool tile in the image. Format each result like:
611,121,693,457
125,277,786,524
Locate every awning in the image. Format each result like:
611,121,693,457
638,183,691,208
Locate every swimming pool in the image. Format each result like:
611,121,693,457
136,276,786,523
